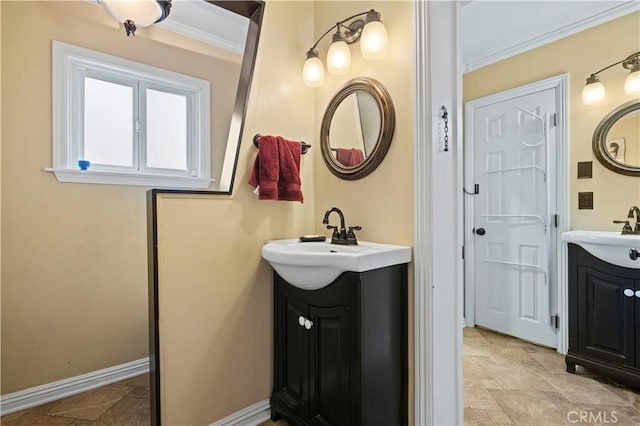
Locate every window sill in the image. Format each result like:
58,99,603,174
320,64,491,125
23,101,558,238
44,168,213,189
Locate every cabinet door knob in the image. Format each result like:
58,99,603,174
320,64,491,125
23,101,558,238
636,290,640,298
624,289,634,297
304,319,313,330
298,316,306,326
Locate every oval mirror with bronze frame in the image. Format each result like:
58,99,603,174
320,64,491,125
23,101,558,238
320,77,395,180
593,99,640,177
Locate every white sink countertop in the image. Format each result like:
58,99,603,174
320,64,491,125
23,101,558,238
561,230,640,269
262,239,412,290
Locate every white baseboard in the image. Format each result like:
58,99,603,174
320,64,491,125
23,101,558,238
210,399,271,426
0,357,149,416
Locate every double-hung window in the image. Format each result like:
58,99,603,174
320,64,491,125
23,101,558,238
52,41,211,188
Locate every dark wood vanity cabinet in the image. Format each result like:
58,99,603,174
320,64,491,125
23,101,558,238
271,264,408,426
566,243,640,386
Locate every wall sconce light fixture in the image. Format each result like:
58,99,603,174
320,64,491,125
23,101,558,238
100,0,172,36
582,51,640,105
303,9,388,88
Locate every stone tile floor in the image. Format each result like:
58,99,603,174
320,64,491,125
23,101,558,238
1,374,150,426
3,330,639,425
463,327,640,425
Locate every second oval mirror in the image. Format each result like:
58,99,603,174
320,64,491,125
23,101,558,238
321,77,395,180
592,99,640,177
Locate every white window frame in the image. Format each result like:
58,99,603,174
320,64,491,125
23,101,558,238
51,41,211,188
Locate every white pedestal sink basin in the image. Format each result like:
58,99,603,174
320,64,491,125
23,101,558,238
262,239,412,290
561,230,640,269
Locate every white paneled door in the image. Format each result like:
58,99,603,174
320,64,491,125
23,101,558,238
470,87,558,348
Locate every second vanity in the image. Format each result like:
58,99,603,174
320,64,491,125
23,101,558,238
562,230,640,387
262,237,411,426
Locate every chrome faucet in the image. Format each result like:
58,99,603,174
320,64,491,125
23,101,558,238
322,207,361,245
628,206,640,234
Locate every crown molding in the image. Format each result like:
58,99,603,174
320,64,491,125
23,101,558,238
464,1,640,73
157,19,244,56
86,0,243,56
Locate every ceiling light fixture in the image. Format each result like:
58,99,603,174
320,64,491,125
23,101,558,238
582,51,640,105
100,0,172,37
303,9,388,88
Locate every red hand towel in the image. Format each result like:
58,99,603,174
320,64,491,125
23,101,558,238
248,135,279,200
336,148,365,167
248,135,304,203
277,137,303,203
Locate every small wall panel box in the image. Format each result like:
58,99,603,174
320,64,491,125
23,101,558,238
578,192,594,210
577,161,592,179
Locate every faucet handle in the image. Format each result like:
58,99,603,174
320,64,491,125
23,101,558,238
613,220,633,234
326,225,339,239
347,226,362,241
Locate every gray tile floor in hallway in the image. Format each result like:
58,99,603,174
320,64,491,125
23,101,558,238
3,331,639,426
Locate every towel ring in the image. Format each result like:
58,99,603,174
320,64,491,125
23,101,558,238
253,134,310,155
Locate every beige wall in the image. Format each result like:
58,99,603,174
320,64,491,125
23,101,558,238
313,1,414,246
464,12,640,231
155,1,316,423
156,1,416,422
0,1,239,394
311,0,415,419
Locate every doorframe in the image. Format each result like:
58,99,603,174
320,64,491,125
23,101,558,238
463,74,569,353
413,2,463,425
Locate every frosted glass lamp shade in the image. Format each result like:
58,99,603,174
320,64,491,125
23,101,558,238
582,76,606,105
101,0,162,27
361,20,388,60
303,52,325,88
624,68,640,95
327,39,351,75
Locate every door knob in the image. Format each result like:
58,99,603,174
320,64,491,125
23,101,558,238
304,319,313,330
298,316,305,326
630,249,639,260
475,228,486,236
624,289,634,297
